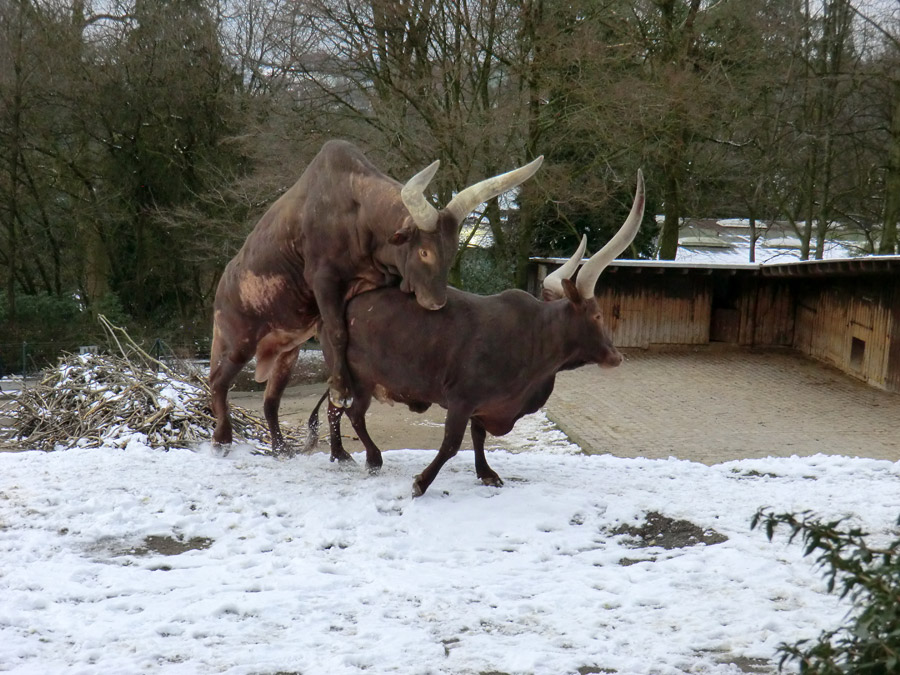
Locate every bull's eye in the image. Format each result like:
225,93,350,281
419,248,432,261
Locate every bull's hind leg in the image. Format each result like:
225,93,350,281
209,324,254,447
311,267,354,408
325,401,355,464
254,327,317,455
470,420,503,488
262,346,300,454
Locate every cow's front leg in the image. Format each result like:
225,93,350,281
312,268,353,408
413,407,471,497
470,420,503,488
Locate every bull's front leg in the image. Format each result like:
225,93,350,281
470,420,503,488
325,400,355,464
312,268,353,408
412,406,472,497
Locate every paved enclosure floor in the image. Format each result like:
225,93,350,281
546,347,900,464
230,347,900,464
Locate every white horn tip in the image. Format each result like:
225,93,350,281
576,233,587,258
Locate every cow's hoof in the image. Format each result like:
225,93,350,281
329,388,353,409
366,463,382,475
412,476,426,498
480,475,504,488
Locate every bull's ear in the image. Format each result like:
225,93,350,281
562,278,583,305
389,226,414,246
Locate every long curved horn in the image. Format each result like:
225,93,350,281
542,235,587,298
445,155,544,225
575,169,645,299
401,160,441,232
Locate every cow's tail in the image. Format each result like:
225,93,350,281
302,389,330,454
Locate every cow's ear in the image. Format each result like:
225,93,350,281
562,278,583,305
541,288,563,302
389,226,414,246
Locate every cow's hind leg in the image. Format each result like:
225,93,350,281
412,407,471,497
344,393,384,473
325,401,355,464
470,420,503,488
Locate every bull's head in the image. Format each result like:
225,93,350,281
542,169,645,369
390,156,544,310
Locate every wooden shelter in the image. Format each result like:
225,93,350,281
527,256,900,393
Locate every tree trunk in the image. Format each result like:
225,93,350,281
2,3,27,330
658,169,681,260
514,0,543,289
880,92,900,255
749,214,757,264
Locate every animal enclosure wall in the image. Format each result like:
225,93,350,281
528,257,900,393
789,278,900,391
595,274,711,348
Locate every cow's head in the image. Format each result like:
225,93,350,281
542,169,645,369
391,155,544,310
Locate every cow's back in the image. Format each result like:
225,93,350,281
342,286,546,407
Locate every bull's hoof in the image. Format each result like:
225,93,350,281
331,450,356,464
366,463,383,476
210,441,231,458
480,474,504,488
328,388,353,409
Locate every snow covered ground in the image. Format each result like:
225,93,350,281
2,412,898,675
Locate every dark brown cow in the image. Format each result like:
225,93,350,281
210,140,543,451
307,171,645,496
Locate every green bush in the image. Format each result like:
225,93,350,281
752,508,900,674
457,248,515,296
0,292,136,372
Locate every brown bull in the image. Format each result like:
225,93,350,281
307,170,645,496
210,140,542,451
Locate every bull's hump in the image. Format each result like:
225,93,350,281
239,270,287,312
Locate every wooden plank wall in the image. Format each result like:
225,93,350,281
791,280,898,390
596,276,711,348
738,280,794,347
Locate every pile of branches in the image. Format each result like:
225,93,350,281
0,317,298,452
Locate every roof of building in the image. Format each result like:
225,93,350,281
529,254,900,278
531,217,898,277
